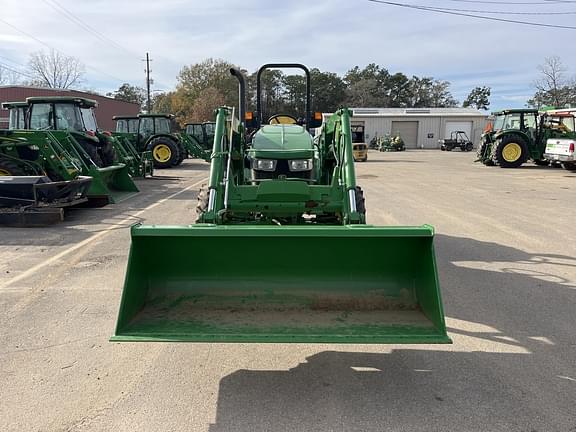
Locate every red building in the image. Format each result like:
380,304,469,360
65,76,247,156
0,86,140,130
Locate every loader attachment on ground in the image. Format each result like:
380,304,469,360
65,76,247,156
112,225,450,344
87,164,139,204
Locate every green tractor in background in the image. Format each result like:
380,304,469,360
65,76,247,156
112,63,449,345
1,97,138,204
477,109,557,168
114,115,215,166
179,121,215,162
114,114,185,168
379,133,405,152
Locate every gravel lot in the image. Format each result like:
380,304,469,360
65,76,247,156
1,151,574,432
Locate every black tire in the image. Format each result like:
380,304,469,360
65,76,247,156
195,184,209,222
174,141,186,166
147,137,180,168
492,134,528,168
0,159,26,176
465,142,473,152
355,186,366,216
99,139,116,167
534,159,550,166
562,162,576,171
80,142,103,167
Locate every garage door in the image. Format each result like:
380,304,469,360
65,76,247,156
445,121,472,140
391,121,418,148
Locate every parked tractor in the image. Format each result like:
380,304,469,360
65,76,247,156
112,63,449,345
114,114,184,168
379,133,405,152
439,131,473,152
477,109,552,168
179,121,215,162
1,97,138,204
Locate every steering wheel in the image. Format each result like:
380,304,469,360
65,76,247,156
268,114,298,125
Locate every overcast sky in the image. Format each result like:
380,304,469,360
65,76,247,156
1,0,575,110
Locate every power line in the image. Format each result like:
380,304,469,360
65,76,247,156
427,5,576,13
0,61,36,80
441,0,576,4
0,17,129,82
0,54,28,69
366,0,576,29
41,0,141,60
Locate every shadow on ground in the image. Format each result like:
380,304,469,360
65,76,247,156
209,235,576,432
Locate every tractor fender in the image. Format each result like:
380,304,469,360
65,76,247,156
144,133,178,147
493,130,531,143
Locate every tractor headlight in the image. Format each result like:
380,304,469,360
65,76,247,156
253,159,277,171
288,159,313,171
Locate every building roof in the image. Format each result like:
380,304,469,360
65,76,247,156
348,107,488,117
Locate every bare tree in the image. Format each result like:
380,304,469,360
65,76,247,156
531,56,575,108
27,49,85,89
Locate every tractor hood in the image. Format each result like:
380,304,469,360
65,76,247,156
250,124,314,159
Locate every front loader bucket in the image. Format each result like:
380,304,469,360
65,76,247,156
87,164,139,204
112,225,450,344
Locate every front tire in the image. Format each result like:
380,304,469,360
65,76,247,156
0,159,26,176
99,140,116,167
195,184,209,222
493,135,528,168
147,137,180,168
562,162,576,171
81,142,104,167
355,185,366,217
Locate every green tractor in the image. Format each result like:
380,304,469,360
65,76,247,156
477,109,552,168
1,97,138,204
179,121,215,162
379,133,405,152
113,114,184,168
112,63,449,345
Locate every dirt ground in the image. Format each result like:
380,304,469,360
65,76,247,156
1,151,574,432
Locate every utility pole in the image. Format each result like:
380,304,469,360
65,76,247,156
143,52,152,113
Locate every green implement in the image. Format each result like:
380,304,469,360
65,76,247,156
112,225,448,343
2,97,139,204
113,63,450,344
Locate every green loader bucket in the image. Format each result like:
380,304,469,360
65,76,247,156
87,164,139,204
112,225,450,344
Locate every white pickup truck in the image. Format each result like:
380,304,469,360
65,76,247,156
544,138,576,170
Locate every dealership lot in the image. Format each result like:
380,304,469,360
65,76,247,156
1,151,574,432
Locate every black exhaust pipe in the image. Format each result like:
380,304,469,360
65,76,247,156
229,68,246,125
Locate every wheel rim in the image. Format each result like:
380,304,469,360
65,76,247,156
0,168,12,176
502,143,522,162
153,144,172,163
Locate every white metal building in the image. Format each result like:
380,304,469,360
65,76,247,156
325,107,488,149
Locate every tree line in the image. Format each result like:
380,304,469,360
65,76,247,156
139,58,493,126
5,50,576,125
